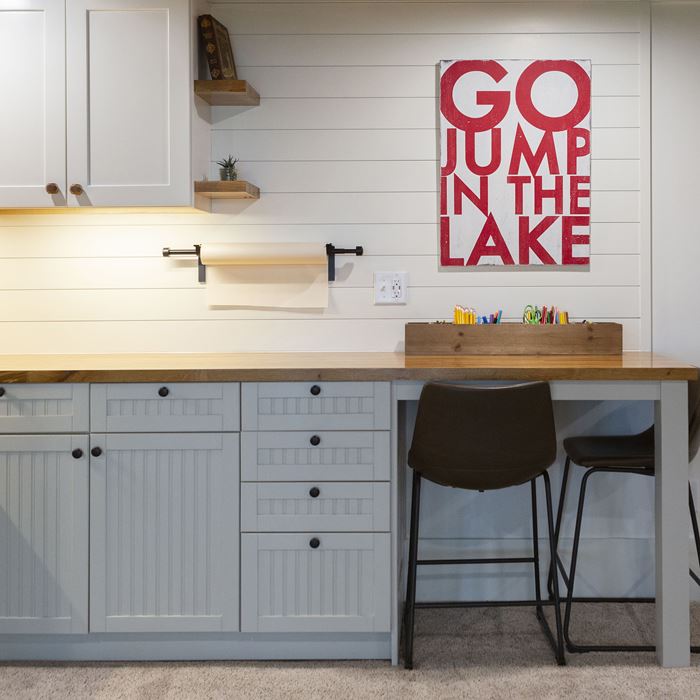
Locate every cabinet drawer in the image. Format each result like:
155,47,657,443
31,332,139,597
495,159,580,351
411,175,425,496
0,384,88,433
91,383,240,433
242,382,390,431
241,482,390,533
241,430,390,482
241,533,390,633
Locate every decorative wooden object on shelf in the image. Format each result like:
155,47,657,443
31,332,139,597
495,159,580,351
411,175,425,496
194,180,260,200
194,79,260,106
404,322,623,356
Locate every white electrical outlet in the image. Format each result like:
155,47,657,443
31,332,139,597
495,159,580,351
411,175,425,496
374,271,408,304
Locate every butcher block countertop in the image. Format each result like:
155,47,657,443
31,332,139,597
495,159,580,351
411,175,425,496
0,352,696,383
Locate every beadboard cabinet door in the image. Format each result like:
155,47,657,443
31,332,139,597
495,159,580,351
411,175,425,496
89,433,239,633
241,533,391,633
0,1,66,207
0,435,88,634
66,0,191,207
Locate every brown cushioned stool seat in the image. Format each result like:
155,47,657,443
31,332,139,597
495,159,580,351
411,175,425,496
562,429,654,469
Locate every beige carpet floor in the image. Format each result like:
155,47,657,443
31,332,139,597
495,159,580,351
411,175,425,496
2,604,700,699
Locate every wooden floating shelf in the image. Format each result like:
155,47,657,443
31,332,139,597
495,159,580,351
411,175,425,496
194,180,260,200
194,79,260,106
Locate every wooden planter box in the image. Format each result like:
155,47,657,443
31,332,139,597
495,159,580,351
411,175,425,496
404,322,623,356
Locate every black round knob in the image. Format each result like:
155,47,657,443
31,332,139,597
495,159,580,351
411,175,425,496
309,537,320,549
310,435,321,446
0,387,5,397
309,487,320,498
158,386,170,397
72,448,83,459
310,385,321,396
91,447,103,457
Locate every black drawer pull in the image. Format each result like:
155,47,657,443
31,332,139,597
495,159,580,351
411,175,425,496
309,537,320,549
310,385,321,396
309,487,320,498
91,446,103,457
158,386,170,397
71,448,83,459
309,435,321,446
0,387,5,397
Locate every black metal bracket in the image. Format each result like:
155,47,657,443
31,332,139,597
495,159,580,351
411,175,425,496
162,245,205,282
162,244,364,284
326,244,363,281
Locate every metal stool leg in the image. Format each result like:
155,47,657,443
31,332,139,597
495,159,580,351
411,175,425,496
689,485,700,587
548,457,571,599
564,467,655,653
530,475,566,665
563,467,593,652
531,479,542,609
542,471,566,665
688,484,700,654
403,470,422,669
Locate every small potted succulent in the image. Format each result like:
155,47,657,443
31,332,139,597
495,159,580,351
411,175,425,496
217,155,239,181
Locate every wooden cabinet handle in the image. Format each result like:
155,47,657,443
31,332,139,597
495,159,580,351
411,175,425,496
46,183,60,195
69,184,84,196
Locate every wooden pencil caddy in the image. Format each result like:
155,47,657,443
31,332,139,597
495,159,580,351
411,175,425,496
404,322,623,356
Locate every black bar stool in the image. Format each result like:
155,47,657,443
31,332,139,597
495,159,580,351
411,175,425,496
402,381,565,669
548,378,700,653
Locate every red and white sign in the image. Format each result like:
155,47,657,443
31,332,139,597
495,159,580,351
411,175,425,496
439,59,591,267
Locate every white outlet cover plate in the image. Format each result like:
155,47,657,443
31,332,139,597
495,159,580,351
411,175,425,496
374,271,408,305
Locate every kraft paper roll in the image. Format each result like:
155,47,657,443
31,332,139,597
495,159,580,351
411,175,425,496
199,243,327,266
200,243,329,309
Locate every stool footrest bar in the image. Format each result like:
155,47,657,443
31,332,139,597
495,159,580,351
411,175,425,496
416,557,534,566
415,599,557,609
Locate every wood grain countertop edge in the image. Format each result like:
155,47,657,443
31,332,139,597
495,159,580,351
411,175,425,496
0,353,696,383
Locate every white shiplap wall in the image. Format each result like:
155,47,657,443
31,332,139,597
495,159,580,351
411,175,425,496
0,0,647,354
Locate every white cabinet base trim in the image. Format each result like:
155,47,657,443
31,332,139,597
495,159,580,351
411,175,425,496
0,633,391,661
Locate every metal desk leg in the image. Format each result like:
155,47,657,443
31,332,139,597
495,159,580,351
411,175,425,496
655,380,690,667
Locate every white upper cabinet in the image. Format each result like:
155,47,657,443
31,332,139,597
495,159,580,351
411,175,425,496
0,0,193,209
0,1,66,207
66,0,192,207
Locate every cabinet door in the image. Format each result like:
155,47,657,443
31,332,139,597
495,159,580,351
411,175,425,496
0,1,66,207
0,435,88,633
66,0,191,207
241,533,391,633
90,433,239,632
